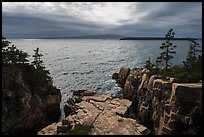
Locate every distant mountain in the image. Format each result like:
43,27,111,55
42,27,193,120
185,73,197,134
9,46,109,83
120,37,201,41
39,34,126,39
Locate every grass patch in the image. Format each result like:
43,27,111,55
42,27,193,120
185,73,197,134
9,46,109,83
68,124,93,135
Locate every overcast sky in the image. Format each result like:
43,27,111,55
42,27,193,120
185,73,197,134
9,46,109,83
2,2,202,38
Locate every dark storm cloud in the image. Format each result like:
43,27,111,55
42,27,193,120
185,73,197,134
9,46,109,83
2,2,202,38
2,12,109,38
113,2,202,37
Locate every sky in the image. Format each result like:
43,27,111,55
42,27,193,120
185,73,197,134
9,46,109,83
2,2,202,39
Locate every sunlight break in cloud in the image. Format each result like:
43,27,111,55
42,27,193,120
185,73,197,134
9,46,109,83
2,2,142,26
2,2,202,38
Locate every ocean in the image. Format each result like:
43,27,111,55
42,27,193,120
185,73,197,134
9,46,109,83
10,39,202,118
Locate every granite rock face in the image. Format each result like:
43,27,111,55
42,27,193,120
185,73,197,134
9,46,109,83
38,90,149,135
118,66,130,88
113,67,202,135
2,66,61,135
124,75,136,99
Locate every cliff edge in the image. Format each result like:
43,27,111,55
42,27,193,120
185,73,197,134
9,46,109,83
2,64,61,135
113,66,202,135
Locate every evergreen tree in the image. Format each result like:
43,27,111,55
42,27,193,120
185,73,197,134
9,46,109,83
16,49,29,64
2,36,29,64
2,36,11,63
183,39,202,74
186,39,201,59
7,45,18,64
2,36,11,50
31,47,51,81
31,47,45,69
156,29,177,72
144,58,154,70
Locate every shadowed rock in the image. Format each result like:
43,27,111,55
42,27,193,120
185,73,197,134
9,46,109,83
112,66,202,135
2,66,61,135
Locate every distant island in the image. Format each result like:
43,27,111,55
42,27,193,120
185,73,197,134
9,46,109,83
120,37,202,40
37,34,126,39
32,35,202,40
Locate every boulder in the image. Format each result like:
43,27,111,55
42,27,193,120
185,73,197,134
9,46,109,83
64,103,76,117
112,72,119,80
83,89,97,96
118,66,130,88
138,73,149,91
62,119,70,126
57,125,72,134
72,89,86,96
73,89,96,96
123,75,136,99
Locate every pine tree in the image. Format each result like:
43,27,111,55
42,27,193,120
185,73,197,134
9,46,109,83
188,39,201,58
30,47,52,87
2,36,11,50
16,49,29,64
144,58,154,70
2,36,29,64
2,36,11,63
183,39,202,73
31,47,45,69
156,29,177,72
7,45,18,64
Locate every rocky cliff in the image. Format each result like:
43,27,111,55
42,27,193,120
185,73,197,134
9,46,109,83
2,65,61,135
37,66,202,135
38,89,149,135
113,66,202,135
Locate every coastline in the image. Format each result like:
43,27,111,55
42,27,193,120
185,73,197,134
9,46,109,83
38,66,202,135
120,37,201,41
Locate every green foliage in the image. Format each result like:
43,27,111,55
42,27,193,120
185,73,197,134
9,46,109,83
144,58,160,77
17,50,29,64
2,36,11,50
156,29,177,72
2,37,29,64
22,64,58,96
22,65,46,93
2,37,60,96
68,124,93,135
143,29,178,78
144,58,155,70
143,30,202,82
182,39,202,82
31,47,45,70
183,39,202,72
27,47,54,94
